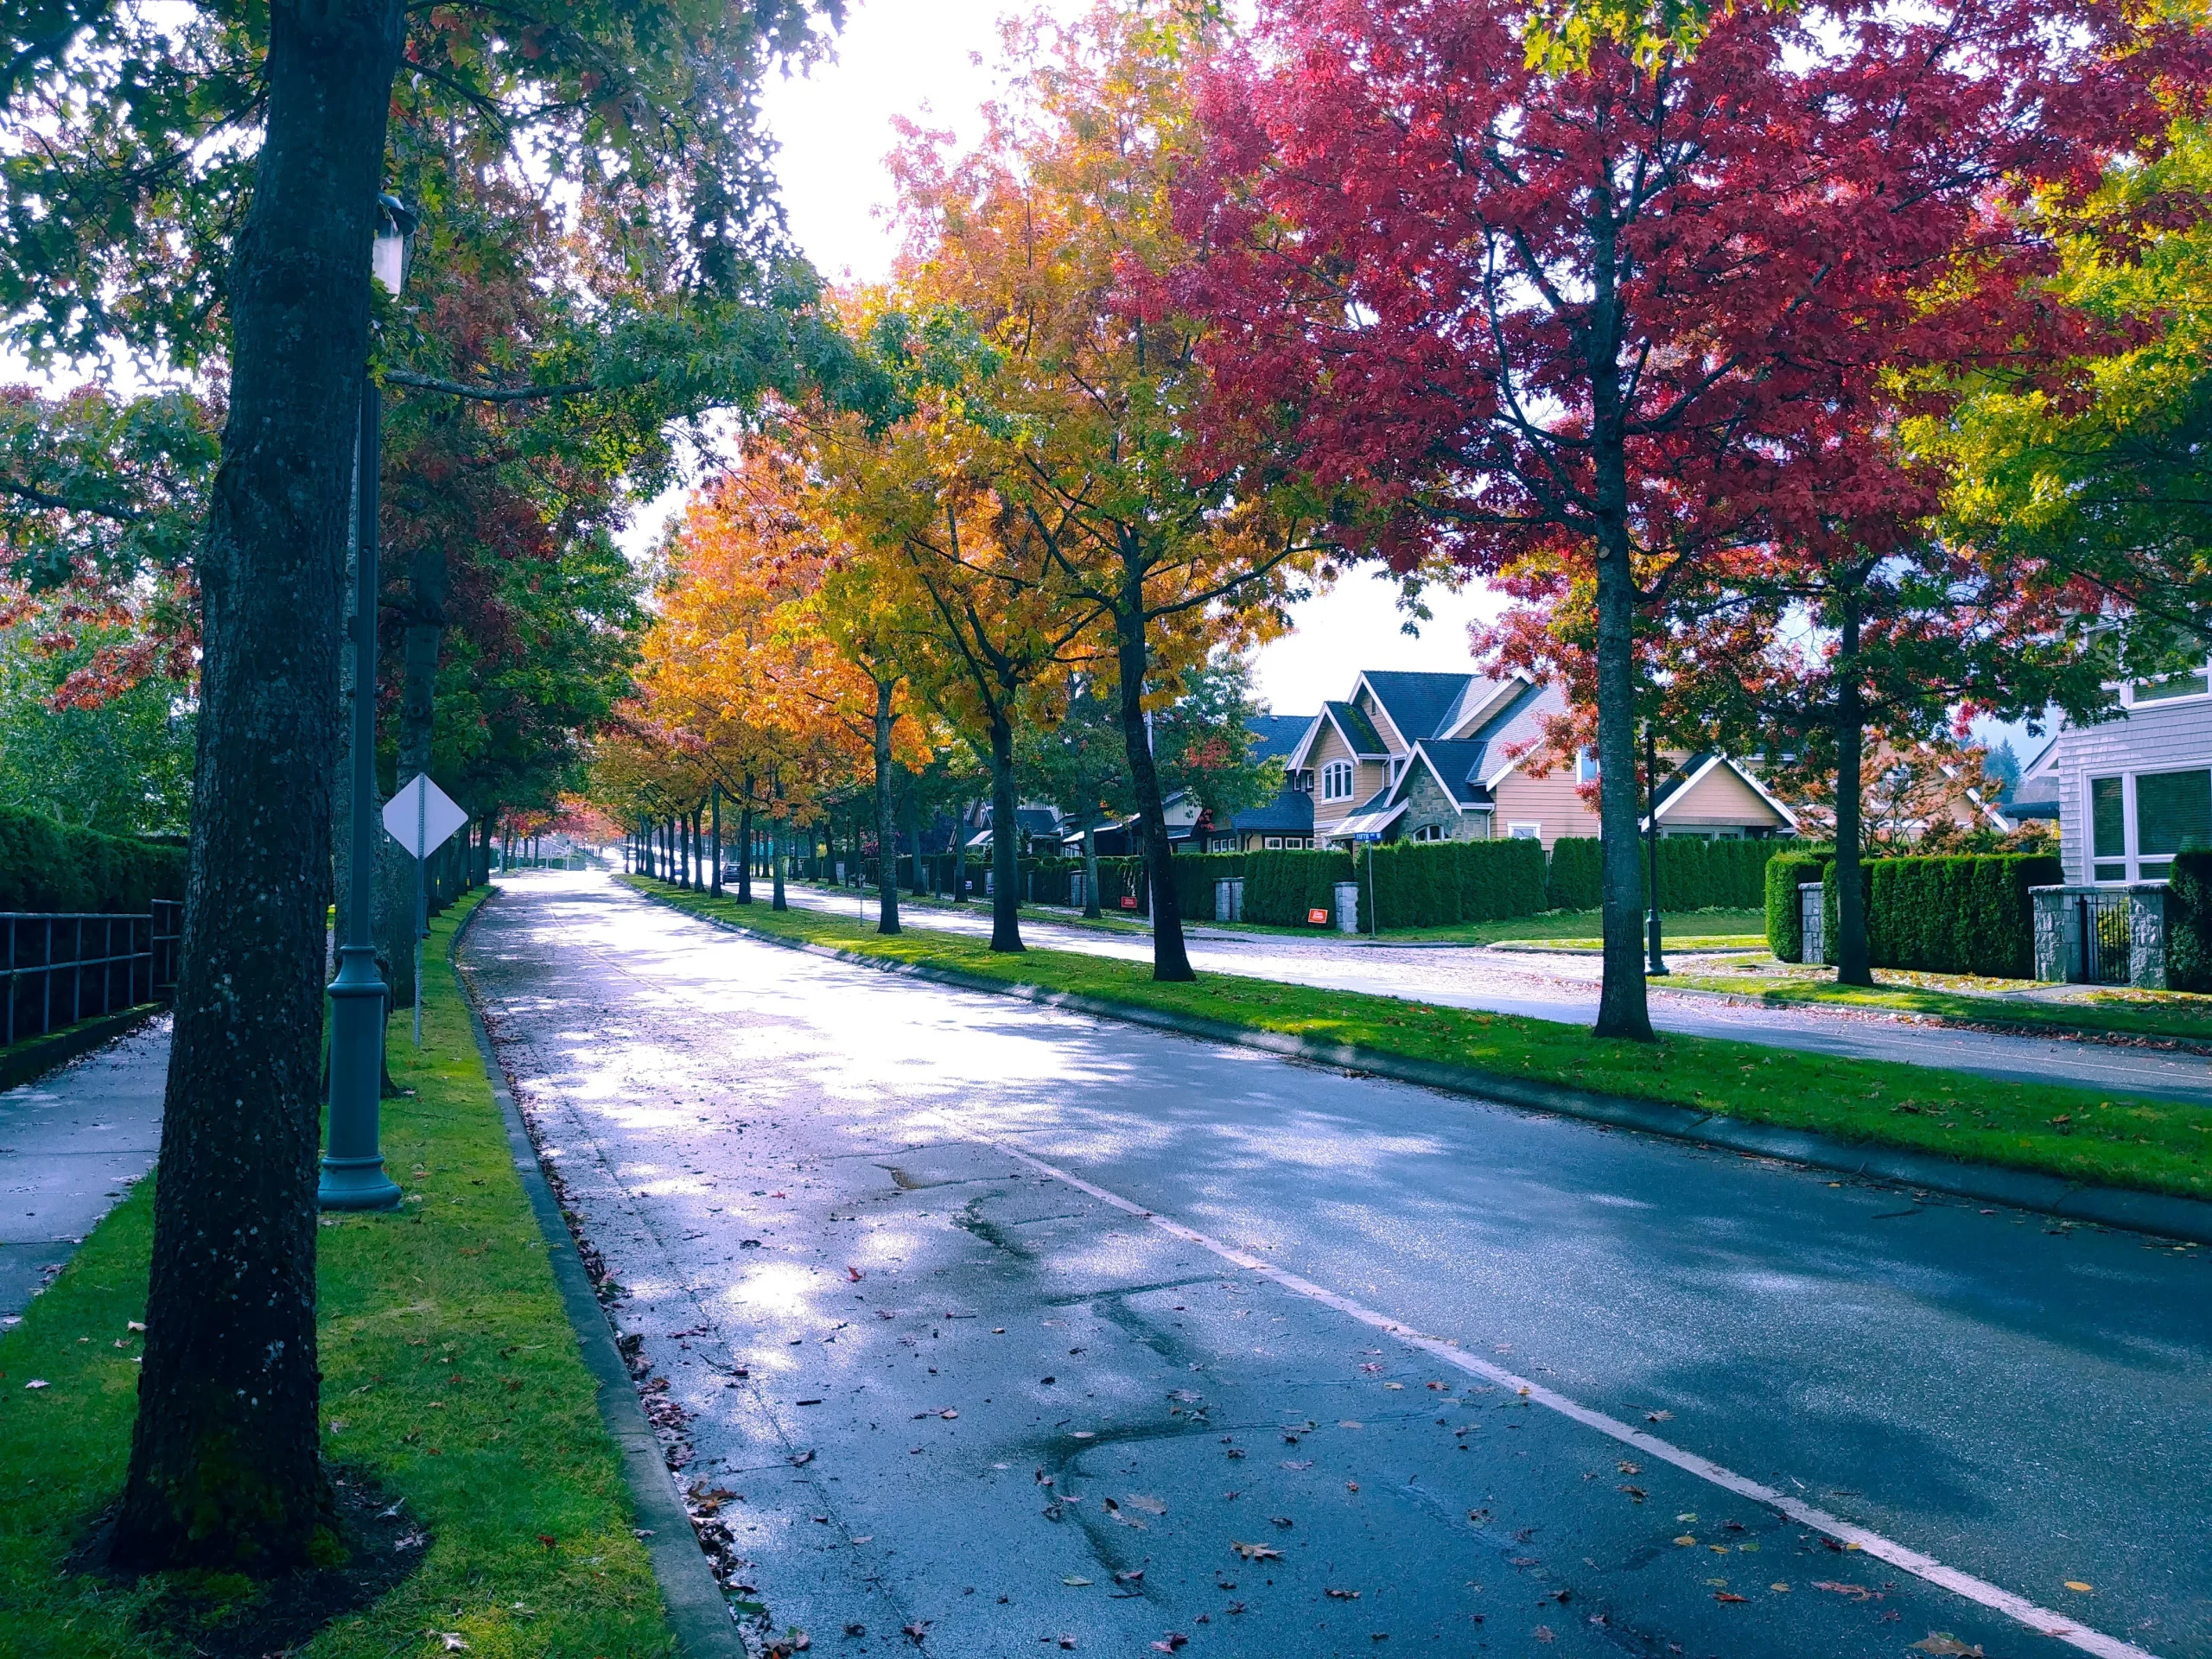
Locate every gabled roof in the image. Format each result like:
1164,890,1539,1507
1247,713,1317,765
1292,701,1390,770
1646,753,1801,831
1395,739,1496,810
1467,679,1565,787
1355,671,1483,748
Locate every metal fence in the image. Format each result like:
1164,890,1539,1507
3,899,181,1047
2074,890,2133,986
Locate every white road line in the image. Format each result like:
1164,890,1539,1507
935,1118,2160,1659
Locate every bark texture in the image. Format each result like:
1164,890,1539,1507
114,0,404,1573
1114,552,1192,980
1833,597,1872,986
873,678,901,935
988,712,1023,952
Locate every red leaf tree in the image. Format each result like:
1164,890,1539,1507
1168,0,2199,1037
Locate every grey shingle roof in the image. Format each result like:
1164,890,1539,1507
1324,701,1389,756
1230,788,1315,835
1247,713,1316,764
1360,671,1479,745
1407,740,1495,807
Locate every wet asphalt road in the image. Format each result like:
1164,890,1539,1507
784,887,2212,1107
465,874,2212,1659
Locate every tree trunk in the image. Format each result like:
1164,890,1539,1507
771,818,788,911
1833,594,1873,986
874,677,901,936
1112,546,1192,980
1082,820,1102,919
113,0,404,1575
1584,193,1654,1042
737,801,753,902
988,709,1023,951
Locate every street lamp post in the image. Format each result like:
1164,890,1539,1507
320,194,416,1212
1643,721,1669,978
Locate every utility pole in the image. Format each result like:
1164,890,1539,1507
1644,721,1669,978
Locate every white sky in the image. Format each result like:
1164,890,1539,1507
746,0,1505,715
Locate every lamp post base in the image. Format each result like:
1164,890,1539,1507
318,1154,403,1211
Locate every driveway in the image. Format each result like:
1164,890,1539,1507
464,872,2210,1659
779,887,2212,1106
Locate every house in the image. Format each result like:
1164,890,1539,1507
1287,669,1794,849
2016,658,2212,884
1208,713,1319,851
963,804,1066,855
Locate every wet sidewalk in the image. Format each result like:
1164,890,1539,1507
0,1018,168,1322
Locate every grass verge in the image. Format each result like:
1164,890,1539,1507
631,875,2211,1203
0,887,677,1659
1205,906,1769,947
1669,968,2212,1046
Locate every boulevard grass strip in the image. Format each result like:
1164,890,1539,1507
631,876,2211,1203
0,888,675,1659
1209,906,1770,947
1666,968,2212,1046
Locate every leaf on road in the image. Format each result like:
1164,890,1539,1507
1114,1569,1145,1586
903,1623,931,1644
1270,1516,1294,1529
1812,1582,1878,1601
2064,1582,2094,1593
1617,1461,1640,1475
1126,1493,1168,1515
1359,1363,1382,1374
1618,1486,1645,1503
1674,1536,1697,1547
848,1266,864,1281
1533,1627,1555,1643
1325,1588,1361,1599
1231,1541,1283,1561
789,1449,815,1466
1281,1459,1313,1471
1338,1420,1363,1429
1713,1592,1746,1604
1151,1637,1189,1653
1062,1576,1092,1586
1910,1637,1984,1656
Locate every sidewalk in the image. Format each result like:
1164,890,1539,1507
0,1017,167,1321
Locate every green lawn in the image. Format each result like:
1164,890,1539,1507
1669,968,2212,1045
1202,906,1769,948
0,888,678,1659
632,876,2211,1203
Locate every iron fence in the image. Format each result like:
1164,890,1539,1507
2075,890,2133,985
3,902,180,1047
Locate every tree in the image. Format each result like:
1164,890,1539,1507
1173,0,2197,1035
1153,651,1284,835
881,3,1326,980
1018,675,1131,918
4,0,849,1574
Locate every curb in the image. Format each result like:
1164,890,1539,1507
0,1003,163,1094
635,884,2212,1248
448,892,746,1659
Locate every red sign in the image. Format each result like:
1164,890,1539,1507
1120,896,1139,910
1307,906,1330,925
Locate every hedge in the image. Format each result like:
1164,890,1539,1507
1822,852,2063,977
0,807,188,914
1764,851,1829,963
1545,835,1781,913
1243,848,1357,926
1362,839,1547,930
2169,850,2212,994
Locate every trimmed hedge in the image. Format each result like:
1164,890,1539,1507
2164,850,2212,993
1823,852,2062,977
1167,852,1247,922
1764,851,1829,963
1362,839,1547,931
1546,835,1782,914
0,807,187,914
1243,848,1356,926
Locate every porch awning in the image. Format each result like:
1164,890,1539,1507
1331,800,1408,841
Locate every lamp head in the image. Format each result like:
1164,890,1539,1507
372,194,418,296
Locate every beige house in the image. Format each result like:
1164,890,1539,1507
1285,670,1796,849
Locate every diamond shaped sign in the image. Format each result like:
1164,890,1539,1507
382,774,469,859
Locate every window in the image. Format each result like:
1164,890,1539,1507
2127,666,2211,704
1574,747,1597,785
2090,775,2127,881
2134,768,2211,880
1322,760,1356,800
1413,823,1445,842
1508,822,1541,841
1264,836,1283,849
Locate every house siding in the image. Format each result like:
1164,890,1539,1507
2037,700,2212,882
1488,767,1602,849
1663,766,1787,831
1308,721,1388,833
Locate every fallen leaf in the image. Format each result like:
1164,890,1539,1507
1150,1637,1189,1654
902,1623,931,1644
1713,1592,1747,1604
1618,1486,1646,1503
1281,1459,1313,1471
1812,1582,1878,1602
1359,1363,1382,1374
1770,1583,1791,1592
1909,1637,1984,1657
1346,1481,1360,1493
126,1320,145,1332
848,1266,864,1281
1339,1420,1363,1429
23,1380,48,1391
1114,1569,1146,1586
1326,1587,1361,1599
1231,1541,1283,1561
2064,1581,2094,1593
1617,1461,1641,1475
536,1534,556,1549
1125,1493,1168,1515
1062,1576,1093,1586
849,1535,874,1545
789,1449,816,1466
1534,1627,1555,1644
1270,1516,1294,1529
1674,1536,1697,1547
845,1625,866,1638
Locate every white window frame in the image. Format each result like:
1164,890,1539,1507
1508,822,1541,841
1322,760,1355,801
2118,655,2212,709
1264,836,1283,849
2088,764,2212,883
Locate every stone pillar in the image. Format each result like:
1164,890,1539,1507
2031,887,2070,983
1334,881,1360,935
2128,884,2169,989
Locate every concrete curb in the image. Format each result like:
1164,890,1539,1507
637,885,2212,1248
448,891,746,1659
0,1003,162,1093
